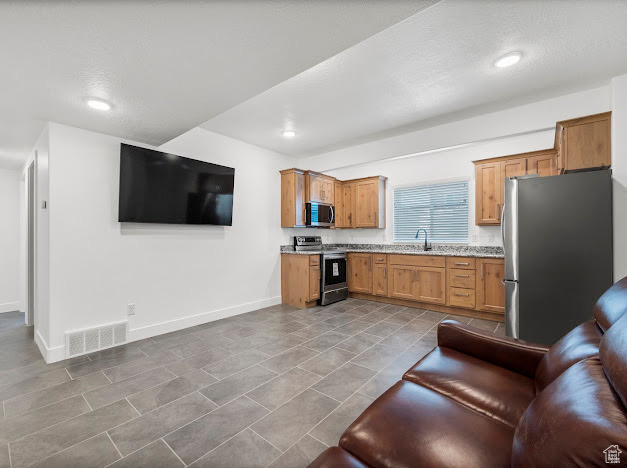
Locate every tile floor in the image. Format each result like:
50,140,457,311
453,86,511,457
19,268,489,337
0,302,503,467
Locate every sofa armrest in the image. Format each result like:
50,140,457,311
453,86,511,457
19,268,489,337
437,320,550,378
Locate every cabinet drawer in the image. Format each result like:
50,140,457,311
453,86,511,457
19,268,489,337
448,269,475,289
373,254,387,264
449,287,476,308
446,257,476,270
388,255,445,268
309,255,320,266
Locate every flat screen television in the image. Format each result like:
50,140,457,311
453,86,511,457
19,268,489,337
118,143,235,225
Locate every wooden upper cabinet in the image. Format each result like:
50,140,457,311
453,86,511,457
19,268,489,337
337,182,356,228
348,253,373,294
333,181,342,226
555,112,611,173
501,158,527,179
474,148,559,226
475,162,502,225
354,177,386,228
306,172,335,204
476,258,505,314
280,169,306,227
527,150,558,177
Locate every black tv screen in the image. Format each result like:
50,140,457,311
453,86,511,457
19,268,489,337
118,144,235,225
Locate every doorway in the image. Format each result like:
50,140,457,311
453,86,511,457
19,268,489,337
27,160,35,327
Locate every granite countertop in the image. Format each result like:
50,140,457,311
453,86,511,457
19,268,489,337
280,243,504,258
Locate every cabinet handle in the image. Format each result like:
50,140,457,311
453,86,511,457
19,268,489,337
373,211,377,221
318,270,321,280
369,257,372,271
455,262,469,266
454,292,470,297
481,264,484,280
349,213,352,225
497,204,501,220
455,274,469,278
383,268,386,279
377,258,384,261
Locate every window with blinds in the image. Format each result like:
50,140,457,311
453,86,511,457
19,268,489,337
393,181,469,243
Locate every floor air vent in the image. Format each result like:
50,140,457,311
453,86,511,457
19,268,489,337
65,321,128,358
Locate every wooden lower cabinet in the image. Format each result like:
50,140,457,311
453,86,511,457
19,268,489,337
344,253,505,321
348,253,373,294
281,254,321,308
373,263,388,296
388,264,416,300
476,258,505,314
309,266,320,301
386,265,445,304
415,267,446,304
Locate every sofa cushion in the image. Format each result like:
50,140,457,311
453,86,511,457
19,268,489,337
339,381,513,468
403,347,535,428
513,357,627,467
534,320,602,392
593,276,627,332
308,447,368,468
599,311,627,407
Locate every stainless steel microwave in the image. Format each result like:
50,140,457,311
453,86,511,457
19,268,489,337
306,202,334,227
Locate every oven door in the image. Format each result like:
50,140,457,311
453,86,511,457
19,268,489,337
322,254,347,291
306,203,334,227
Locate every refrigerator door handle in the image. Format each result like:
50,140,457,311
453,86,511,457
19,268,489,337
504,280,519,339
501,203,506,251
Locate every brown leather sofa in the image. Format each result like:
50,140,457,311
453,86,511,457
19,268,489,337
309,278,627,468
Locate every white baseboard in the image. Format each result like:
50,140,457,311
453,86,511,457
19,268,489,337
35,329,66,363
39,296,282,364
129,295,282,342
0,302,20,314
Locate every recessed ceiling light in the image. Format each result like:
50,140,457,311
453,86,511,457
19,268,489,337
494,52,522,68
282,130,296,138
86,98,112,111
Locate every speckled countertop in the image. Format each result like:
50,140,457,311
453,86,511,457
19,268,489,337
280,243,504,258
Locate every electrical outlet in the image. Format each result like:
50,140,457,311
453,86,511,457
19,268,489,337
127,303,136,316
489,233,495,243
471,234,478,243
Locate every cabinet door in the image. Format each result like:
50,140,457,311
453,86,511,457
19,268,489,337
388,265,416,300
476,259,505,313
527,153,557,177
475,162,502,225
564,119,611,171
333,181,342,226
373,263,388,296
309,266,320,301
322,179,334,205
415,267,446,304
500,158,527,179
342,183,356,227
348,253,372,294
309,174,323,203
355,180,378,227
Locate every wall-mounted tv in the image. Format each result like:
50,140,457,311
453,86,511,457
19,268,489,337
118,144,235,225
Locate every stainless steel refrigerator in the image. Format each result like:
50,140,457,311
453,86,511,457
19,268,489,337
502,169,613,345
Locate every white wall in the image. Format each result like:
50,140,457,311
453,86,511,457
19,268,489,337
611,74,627,281
292,85,613,247
301,85,611,172
0,168,21,313
43,123,295,361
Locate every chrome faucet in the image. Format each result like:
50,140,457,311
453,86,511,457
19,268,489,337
415,229,432,251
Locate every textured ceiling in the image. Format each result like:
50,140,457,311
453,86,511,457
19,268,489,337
0,0,436,169
201,0,627,157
